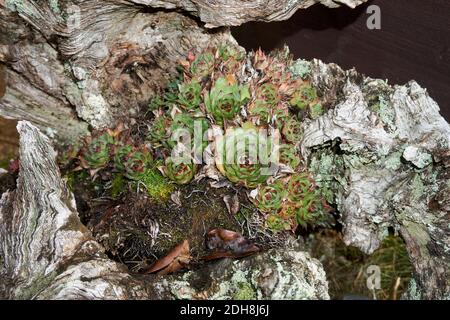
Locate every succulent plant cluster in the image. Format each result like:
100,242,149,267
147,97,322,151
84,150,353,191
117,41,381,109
79,128,151,178
254,173,331,231
73,126,173,200
143,44,331,231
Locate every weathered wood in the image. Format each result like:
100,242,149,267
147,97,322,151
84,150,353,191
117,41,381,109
0,1,238,141
300,59,450,299
127,0,368,28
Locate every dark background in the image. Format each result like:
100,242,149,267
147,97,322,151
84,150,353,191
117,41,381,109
232,0,450,121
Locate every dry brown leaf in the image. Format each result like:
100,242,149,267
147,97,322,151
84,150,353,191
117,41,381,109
106,122,125,138
223,194,240,215
143,239,191,275
203,228,259,261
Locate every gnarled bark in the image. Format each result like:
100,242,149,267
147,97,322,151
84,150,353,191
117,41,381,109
128,0,369,28
300,59,450,299
1,1,237,141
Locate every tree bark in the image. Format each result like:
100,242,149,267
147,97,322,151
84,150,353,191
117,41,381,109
300,59,450,299
0,1,237,142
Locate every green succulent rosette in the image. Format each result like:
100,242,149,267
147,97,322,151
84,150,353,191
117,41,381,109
83,133,114,169
190,52,215,78
266,213,291,233
148,115,172,149
178,81,202,111
289,84,318,110
168,113,209,155
257,182,286,213
204,77,250,125
218,44,243,61
281,116,302,143
293,192,322,228
164,156,196,185
215,126,273,188
287,173,314,202
114,145,153,179
279,143,301,169
248,83,279,122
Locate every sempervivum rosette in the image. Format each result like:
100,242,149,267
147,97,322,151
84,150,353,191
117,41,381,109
248,83,279,123
168,113,209,155
178,81,202,111
215,125,274,188
113,145,153,179
82,133,115,169
190,52,215,79
148,115,172,149
281,116,302,143
256,181,286,213
279,143,301,169
289,83,324,119
204,77,250,125
164,156,196,185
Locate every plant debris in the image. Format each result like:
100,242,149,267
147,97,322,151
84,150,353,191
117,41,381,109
203,228,260,260
142,239,192,275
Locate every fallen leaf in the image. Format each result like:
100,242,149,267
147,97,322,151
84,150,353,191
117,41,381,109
142,239,191,275
223,194,240,215
203,229,259,261
106,122,125,138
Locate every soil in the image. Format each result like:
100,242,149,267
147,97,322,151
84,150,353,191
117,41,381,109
0,117,19,169
71,176,273,273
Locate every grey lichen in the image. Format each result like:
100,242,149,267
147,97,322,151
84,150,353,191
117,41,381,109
166,250,329,300
290,59,311,79
402,146,433,169
301,58,450,298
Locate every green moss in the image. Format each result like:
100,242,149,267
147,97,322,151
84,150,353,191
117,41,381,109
135,168,174,201
0,154,13,169
110,174,126,198
266,214,291,232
